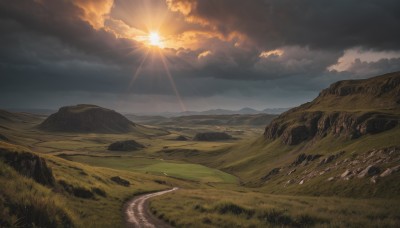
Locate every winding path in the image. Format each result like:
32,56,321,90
125,187,178,228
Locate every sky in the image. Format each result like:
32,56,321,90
1,0,400,113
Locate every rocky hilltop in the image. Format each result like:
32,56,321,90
39,104,136,133
265,72,400,145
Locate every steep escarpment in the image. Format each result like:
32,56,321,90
39,104,136,133
265,72,400,145
265,111,398,145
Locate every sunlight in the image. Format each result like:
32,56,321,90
148,32,162,47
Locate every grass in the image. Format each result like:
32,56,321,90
1,104,400,227
61,155,237,183
150,188,400,227
0,141,197,227
0,162,75,227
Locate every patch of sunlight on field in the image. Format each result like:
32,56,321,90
63,155,237,183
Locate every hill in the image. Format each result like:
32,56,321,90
157,71,400,198
265,71,400,145
38,104,138,133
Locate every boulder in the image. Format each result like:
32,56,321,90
110,176,130,186
341,170,351,178
380,165,400,177
358,165,381,178
108,140,144,151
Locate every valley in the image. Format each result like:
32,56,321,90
1,72,400,227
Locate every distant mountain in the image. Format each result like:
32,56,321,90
6,108,56,115
130,107,289,117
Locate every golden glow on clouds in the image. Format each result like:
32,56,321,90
73,0,114,29
259,49,284,58
328,48,400,72
198,50,212,59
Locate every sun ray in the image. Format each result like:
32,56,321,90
158,49,187,112
128,49,150,89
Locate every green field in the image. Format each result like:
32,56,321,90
62,155,237,183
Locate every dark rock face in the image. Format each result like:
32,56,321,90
1,149,55,186
107,140,144,151
193,132,232,141
291,154,322,166
264,72,400,145
319,73,400,97
38,104,136,133
110,176,130,186
265,111,399,145
319,151,345,166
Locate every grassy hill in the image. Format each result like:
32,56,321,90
156,72,400,198
0,141,200,227
38,104,168,135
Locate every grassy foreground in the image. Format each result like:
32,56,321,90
150,188,400,227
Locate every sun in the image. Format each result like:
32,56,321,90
148,32,162,47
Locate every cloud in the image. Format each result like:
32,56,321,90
167,0,400,50
0,0,399,112
0,0,143,66
73,0,114,29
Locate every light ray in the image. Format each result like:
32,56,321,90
158,49,187,112
128,49,150,89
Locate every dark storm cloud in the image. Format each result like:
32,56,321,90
168,0,400,50
0,0,142,66
0,0,400,112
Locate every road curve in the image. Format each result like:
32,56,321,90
125,187,178,228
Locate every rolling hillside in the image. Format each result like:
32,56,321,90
158,72,400,198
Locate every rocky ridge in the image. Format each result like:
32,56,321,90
264,72,400,145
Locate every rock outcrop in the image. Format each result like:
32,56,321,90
38,104,136,133
110,176,130,186
264,72,400,145
107,140,144,151
0,148,55,186
265,111,398,145
193,132,233,141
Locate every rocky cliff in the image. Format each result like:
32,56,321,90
39,104,136,133
264,72,400,145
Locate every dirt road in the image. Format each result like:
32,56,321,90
125,187,178,228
